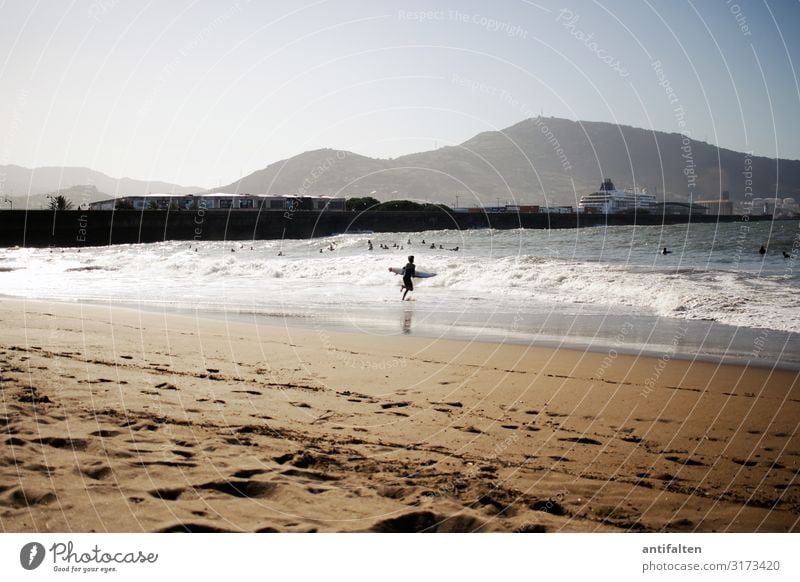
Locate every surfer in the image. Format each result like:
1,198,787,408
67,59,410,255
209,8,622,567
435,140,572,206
759,245,766,255
662,247,671,255
401,255,415,301
783,251,791,258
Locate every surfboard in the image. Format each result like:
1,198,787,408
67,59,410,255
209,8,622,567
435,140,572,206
389,266,437,278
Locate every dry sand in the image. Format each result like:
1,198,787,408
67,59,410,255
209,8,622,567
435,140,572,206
0,297,798,532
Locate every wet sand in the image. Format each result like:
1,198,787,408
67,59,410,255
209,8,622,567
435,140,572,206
1,298,798,532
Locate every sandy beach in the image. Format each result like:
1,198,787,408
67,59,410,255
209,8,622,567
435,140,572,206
0,297,798,532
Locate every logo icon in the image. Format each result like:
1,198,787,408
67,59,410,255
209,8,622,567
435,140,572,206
20,542,46,570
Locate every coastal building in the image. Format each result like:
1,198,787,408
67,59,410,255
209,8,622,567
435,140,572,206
745,196,798,217
654,202,708,216
694,191,733,216
540,205,574,213
89,193,346,211
578,179,656,214
468,204,542,213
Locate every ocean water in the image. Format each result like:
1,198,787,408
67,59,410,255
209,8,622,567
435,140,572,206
1,219,798,368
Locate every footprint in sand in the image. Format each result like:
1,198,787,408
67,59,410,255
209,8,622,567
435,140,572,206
380,401,410,410
431,401,462,408
197,480,278,498
732,458,758,467
156,523,235,533
370,511,488,533
458,425,483,434
665,518,695,531
665,456,705,467
5,486,57,508
273,453,294,465
559,437,602,445
78,465,112,480
149,488,185,501
655,472,677,481
232,469,268,479
530,498,568,516
35,436,88,450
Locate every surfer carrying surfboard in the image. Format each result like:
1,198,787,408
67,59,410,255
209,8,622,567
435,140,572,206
389,257,436,299
401,255,415,301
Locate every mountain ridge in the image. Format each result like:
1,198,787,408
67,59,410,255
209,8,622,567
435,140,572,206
218,117,800,207
4,118,799,209
0,164,203,209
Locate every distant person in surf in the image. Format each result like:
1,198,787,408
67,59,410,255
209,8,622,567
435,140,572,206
783,251,791,258
759,245,766,255
662,247,671,255
401,255,415,301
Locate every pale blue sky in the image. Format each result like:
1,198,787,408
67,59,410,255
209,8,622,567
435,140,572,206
0,0,798,187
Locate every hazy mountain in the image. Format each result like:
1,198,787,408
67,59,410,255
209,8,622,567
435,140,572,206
5,119,798,210
219,118,800,208
0,165,202,209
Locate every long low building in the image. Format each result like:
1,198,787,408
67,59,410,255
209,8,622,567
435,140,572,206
653,202,708,215
89,193,346,211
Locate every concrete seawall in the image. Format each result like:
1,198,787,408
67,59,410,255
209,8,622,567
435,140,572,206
0,209,770,247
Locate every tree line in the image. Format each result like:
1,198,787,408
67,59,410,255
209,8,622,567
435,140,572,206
345,197,451,212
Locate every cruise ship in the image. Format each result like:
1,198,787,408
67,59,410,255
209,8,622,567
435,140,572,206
578,179,656,214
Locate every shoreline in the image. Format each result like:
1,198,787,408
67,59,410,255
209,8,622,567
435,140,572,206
5,294,798,372
1,297,798,532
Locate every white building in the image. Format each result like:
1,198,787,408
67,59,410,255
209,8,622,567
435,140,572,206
89,193,346,211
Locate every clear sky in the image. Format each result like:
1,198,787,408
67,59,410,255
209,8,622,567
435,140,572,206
1,0,798,188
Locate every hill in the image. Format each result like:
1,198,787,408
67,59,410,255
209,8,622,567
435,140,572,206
0,165,202,209
218,118,800,208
